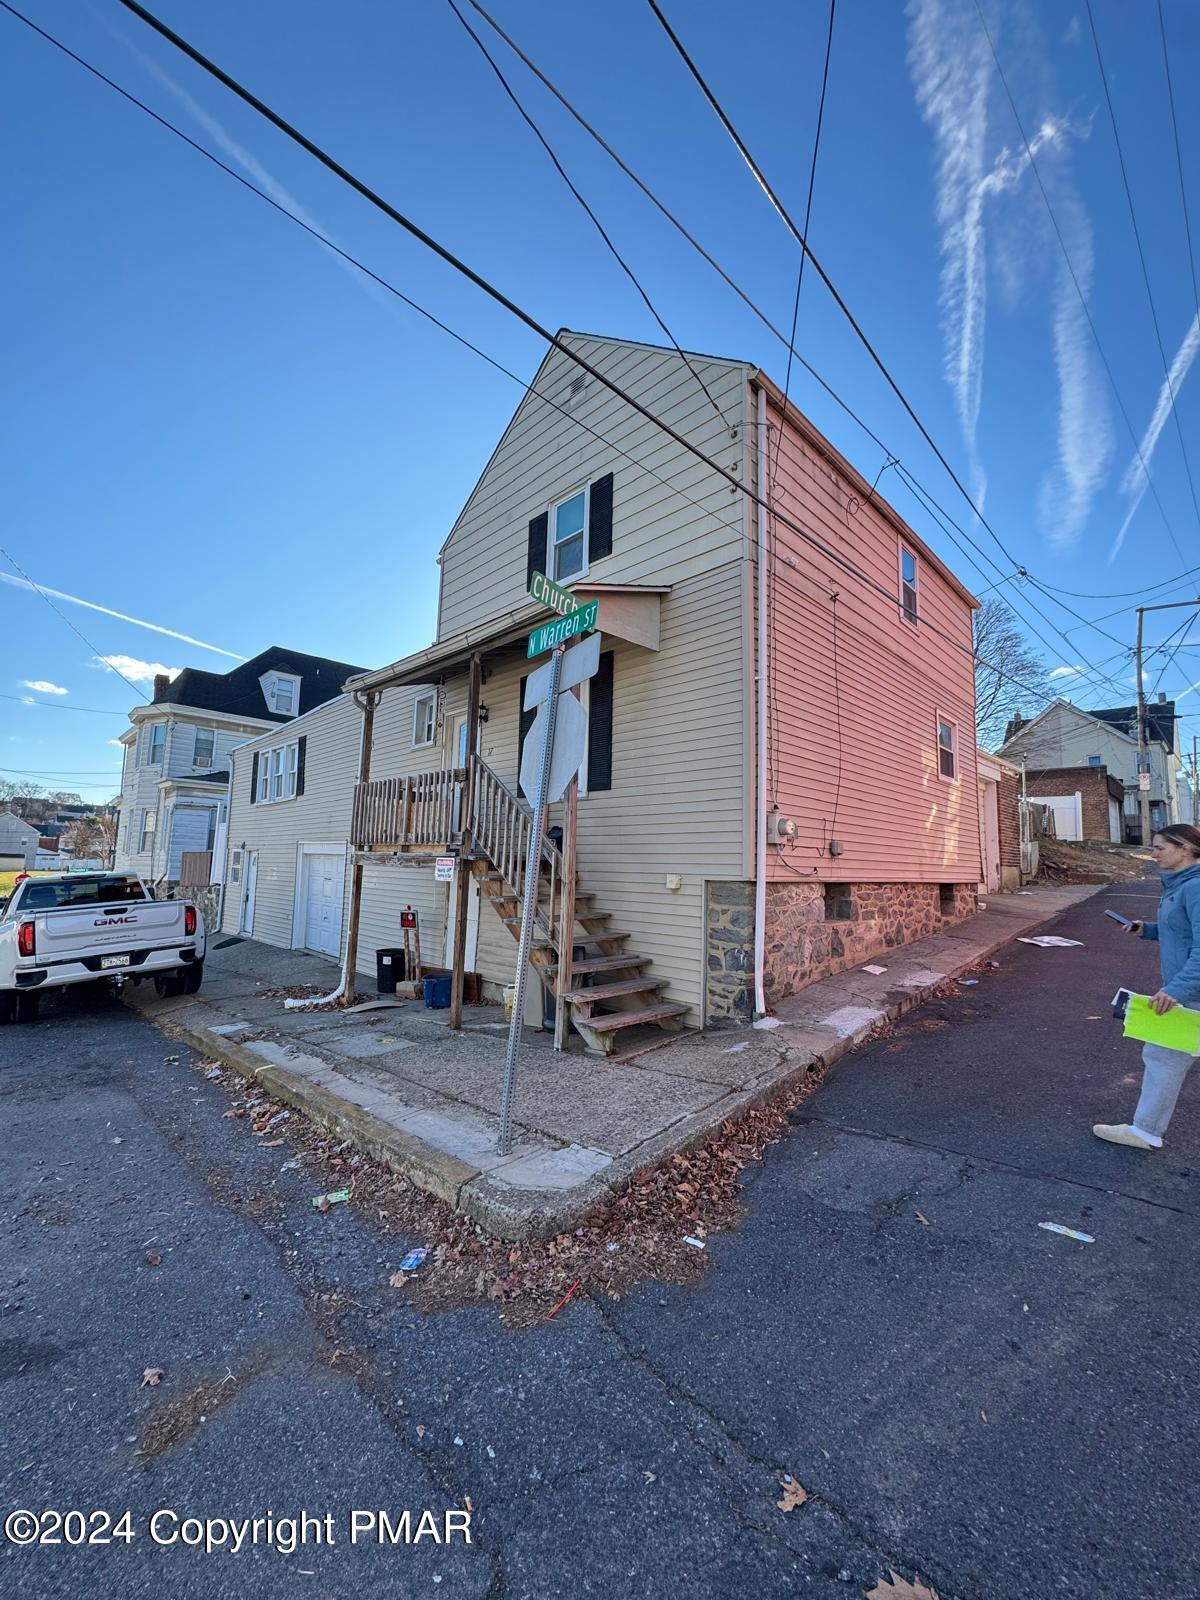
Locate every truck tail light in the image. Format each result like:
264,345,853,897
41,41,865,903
17,921,35,958
184,905,197,937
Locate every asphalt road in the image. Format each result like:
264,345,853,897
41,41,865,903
3,878,1196,1600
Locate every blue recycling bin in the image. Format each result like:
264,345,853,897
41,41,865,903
423,973,452,1009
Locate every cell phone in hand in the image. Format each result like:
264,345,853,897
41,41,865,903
1111,987,1132,1020
1104,909,1133,927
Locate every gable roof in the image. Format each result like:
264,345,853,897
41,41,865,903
152,647,366,724
998,697,1140,755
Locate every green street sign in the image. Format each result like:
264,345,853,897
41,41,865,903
528,569,580,618
526,600,599,658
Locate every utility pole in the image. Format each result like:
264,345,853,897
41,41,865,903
1193,734,1199,825
1134,599,1200,846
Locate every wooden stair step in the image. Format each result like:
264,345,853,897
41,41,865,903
578,1003,690,1034
565,978,663,1005
545,954,648,976
500,918,628,943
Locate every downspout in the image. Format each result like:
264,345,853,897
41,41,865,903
753,383,768,1019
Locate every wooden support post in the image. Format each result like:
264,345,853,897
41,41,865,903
342,690,378,1002
554,771,579,1051
450,653,482,1029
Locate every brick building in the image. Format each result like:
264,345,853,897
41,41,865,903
1024,765,1124,842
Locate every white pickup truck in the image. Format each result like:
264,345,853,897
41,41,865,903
0,872,205,1024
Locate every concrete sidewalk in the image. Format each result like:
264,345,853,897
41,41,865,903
126,884,1099,1236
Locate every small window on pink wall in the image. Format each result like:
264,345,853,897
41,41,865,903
900,545,918,624
937,717,958,780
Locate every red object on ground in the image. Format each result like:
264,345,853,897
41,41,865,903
547,1279,582,1319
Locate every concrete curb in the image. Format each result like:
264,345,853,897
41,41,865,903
126,886,1101,1238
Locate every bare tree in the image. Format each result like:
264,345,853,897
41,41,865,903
62,813,118,866
0,780,42,811
973,599,1051,749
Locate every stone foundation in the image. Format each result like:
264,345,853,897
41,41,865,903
762,879,977,1006
705,881,755,1023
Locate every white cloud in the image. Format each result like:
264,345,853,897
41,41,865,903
0,572,243,659
1049,664,1083,678
106,738,126,747
93,655,182,684
22,679,68,695
1109,309,1200,561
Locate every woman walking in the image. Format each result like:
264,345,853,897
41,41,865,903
1094,822,1200,1150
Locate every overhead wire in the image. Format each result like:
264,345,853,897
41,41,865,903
0,691,128,716
462,0,1153,684
971,0,1192,570
6,1,1138,721
1084,0,1200,534
1156,0,1200,336
441,0,733,435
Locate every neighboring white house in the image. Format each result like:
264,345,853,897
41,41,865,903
1000,696,1184,843
0,811,39,871
114,647,365,886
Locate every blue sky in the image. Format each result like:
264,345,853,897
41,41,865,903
3,0,1200,802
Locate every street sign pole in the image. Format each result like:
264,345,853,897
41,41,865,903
497,641,565,1155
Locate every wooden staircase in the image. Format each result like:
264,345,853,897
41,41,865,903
469,759,689,1055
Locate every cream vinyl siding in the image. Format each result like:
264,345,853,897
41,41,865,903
438,334,749,639
763,393,982,883
220,696,360,949
1002,703,1154,788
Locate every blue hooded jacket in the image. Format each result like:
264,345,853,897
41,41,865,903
1140,861,1200,1006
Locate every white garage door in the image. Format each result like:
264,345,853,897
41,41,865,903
302,852,344,957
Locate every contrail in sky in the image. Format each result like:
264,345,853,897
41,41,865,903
0,571,245,659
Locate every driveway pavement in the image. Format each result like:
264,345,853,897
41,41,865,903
2,874,1195,1598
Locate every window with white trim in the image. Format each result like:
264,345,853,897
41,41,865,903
937,717,957,780
261,671,301,715
550,487,588,582
412,691,437,748
900,545,918,624
194,727,215,769
139,808,157,851
147,723,166,765
257,740,300,803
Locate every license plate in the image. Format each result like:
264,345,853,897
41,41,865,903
100,954,131,970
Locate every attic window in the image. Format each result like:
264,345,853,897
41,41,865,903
262,671,301,716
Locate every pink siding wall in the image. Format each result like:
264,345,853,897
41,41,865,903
762,388,982,884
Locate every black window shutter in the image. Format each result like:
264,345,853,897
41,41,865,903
588,473,614,562
250,751,259,805
296,736,307,796
527,512,548,587
587,652,614,792
517,675,537,800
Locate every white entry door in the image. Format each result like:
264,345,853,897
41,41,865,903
301,850,344,957
240,850,258,935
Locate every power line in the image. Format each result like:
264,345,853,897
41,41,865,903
1156,0,1200,334
971,0,1192,570
442,0,732,434
13,2,1129,715
462,0,1146,688
1084,0,1200,533
0,691,128,716
0,542,148,700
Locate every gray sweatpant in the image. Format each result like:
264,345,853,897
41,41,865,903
1134,1043,1198,1138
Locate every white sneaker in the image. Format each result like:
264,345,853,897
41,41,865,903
1092,1123,1161,1150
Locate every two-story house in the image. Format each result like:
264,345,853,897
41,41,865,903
114,647,364,885
1000,696,1183,843
219,332,982,1050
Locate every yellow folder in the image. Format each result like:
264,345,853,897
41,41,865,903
1123,993,1200,1055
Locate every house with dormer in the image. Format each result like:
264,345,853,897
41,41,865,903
113,647,364,886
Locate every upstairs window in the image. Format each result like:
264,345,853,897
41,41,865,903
261,671,301,716
1087,754,1101,766
412,691,437,748
147,724,166,765
253,739,303,804
937,717,957,781
139,808,157,851
194,727,215,769
551,488,588,582
900,546,918,624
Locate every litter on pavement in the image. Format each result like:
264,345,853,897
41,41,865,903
399,1246,430,1273
862,964,888,975
683,1235,706,1250
205,1066,221,1080
1039,1222,1094,1243
312,1188,351,1210
1018,936,1085,948
959,978,979,986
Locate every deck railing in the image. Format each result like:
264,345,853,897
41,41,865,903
350,767,467,851
470,757,564,953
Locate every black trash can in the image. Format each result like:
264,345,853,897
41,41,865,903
376,948,406,995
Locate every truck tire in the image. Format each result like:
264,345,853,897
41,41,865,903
183,960,204,994
154,971,186,998
14,992,39,1024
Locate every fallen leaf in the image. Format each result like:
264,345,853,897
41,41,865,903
643,1470,657,1484
261,1139,285,1148
389,1271,408,1289
416,1425,427,1439
776,1475,808,1513
141,1368,163,1388
915,1212,930,1227
980,1409,988,1422
865,1572,941,1600
145,1253,161,1267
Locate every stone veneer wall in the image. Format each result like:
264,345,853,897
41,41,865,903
762,880,978,1006
705,880,755,1023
